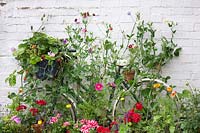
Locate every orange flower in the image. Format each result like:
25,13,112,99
170,91,177,98
167,87,173,92
153,83,161,88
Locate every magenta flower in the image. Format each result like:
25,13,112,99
82,28,87,33
95,83,103,91
63,121,70,127
11,116,21,124
49,117,58,124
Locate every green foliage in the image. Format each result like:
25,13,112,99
5,12,200,133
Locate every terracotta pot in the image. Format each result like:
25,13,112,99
123,70,135,81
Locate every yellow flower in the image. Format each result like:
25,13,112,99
38,120,43,125
167,87,173,92
120,97,125,101
153,83,161,88
170,91,177,98
66,104,72,109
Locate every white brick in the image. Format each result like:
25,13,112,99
1,0,200,102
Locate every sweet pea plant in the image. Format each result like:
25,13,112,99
3,12,198,133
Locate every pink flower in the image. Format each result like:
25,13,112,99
80,119,89,125
95,83,103,91
48,51,56,57
49,117,58,124
63,121,70,127
80,125,90,133
11,116,21,124
82,28,87,33
56,113,61,118
87,120,99,128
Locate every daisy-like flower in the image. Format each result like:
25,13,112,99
95,83,103,91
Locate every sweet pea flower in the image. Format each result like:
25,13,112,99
48,51,56,57
82,28,87,33
10,47,16,52
95,83,103,91
11,116,21,124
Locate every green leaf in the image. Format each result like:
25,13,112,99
5,71,16,87
181,89,192,98
13,47,25,57
174,47,182,56
30,56,41,64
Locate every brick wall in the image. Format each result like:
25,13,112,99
0,0,200,106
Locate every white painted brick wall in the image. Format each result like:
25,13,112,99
0,0,200,105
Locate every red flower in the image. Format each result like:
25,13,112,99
30,108,38,116
132,113,141,123
36,100,47,106
135,102,143,111
16,105,27,111
97,126,110,133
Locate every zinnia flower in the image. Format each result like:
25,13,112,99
11,116,21,124
16,104,27,111
30,108,38,116
36,100,47,106
153,83,161,88
135,102,143,111
167,87,173,92
95,83,103,91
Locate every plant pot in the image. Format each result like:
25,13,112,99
123,70,135,81
36,60,59,80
